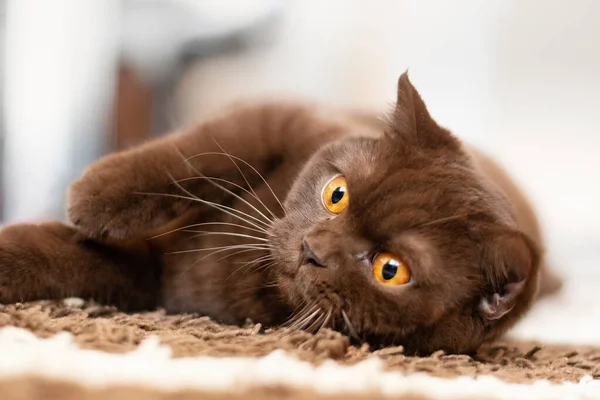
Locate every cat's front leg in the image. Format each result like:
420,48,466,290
0,222,161,309
68,103,337,240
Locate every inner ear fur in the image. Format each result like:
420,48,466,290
478,229,540,321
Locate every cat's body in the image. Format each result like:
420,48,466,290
0,74,558,354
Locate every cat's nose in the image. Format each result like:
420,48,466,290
299,239,326,268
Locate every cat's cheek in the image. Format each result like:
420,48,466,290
268,217,306,273
269,242,301,278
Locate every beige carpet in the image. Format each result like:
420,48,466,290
1,300,599,399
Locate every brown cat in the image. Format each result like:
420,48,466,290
0,73,558,354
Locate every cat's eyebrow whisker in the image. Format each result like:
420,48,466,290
178,141,279,223
341,309,361,342
174,175,279,224
136,191,271,231
208,141,285,219
171,171,274,225
209,140,277,221
167,171,274,228
174,144,279,223
175,174,277,223
185,150,285,216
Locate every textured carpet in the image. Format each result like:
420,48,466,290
1,299,599,399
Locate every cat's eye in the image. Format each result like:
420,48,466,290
321,175,349,214
372,253,411,285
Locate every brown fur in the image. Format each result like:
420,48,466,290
0,73,553,354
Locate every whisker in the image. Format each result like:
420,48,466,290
172,172,274,225
233,280,279,296
175,144,277,222
167,244,270,255
136,191,271,231
210,140,281,220
232,254,274,266
185,150,285,215
284,303,315,330
231,256,274,273
198,247,266,263
304,311,325,333
180,230,269,243
318,307,333,332
150,221,268,240
289,310,318,332
289,306,321,332
175,143,278,223
174,174,277,222
225,255,274,282
170,246,269,286
168,171,274,228
250,262,278,277
341,309,361,341
281,301,312,328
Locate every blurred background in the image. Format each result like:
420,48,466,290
0,0,599,343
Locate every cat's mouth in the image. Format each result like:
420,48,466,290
278,253,362,339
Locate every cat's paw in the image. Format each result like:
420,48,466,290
67,155,167,240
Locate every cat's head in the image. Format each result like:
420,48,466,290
269,73,540,355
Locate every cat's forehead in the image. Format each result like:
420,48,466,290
325,137,472,191
319,138,496,233
324,138,381,178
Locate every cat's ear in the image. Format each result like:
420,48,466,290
386,71,460,151
478,230,540,321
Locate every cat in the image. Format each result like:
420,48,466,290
0,73,559,355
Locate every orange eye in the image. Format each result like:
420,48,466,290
372,253,411,285
321,175,349,214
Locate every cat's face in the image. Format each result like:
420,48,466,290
269,73,540,355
